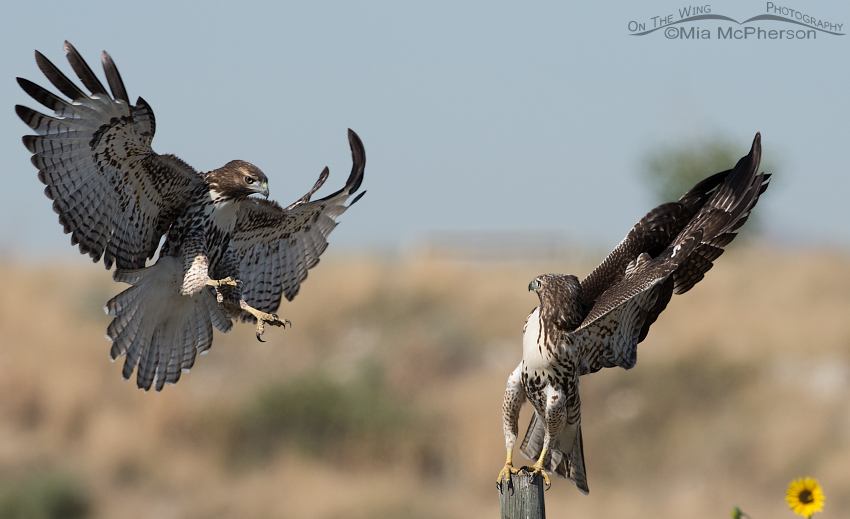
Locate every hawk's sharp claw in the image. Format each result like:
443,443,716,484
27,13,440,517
496,463,519,494
524,463,551,490
242,304,288,341
497,476,514,494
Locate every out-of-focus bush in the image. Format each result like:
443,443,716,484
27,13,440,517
216,364,417,464
0,472,91,519
641,135,778,206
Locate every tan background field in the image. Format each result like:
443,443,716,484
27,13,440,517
0,247,847,518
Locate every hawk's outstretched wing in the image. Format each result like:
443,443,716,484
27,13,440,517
16,41,203,269
230,129,366,318
572,133,770,375
579,171,729,306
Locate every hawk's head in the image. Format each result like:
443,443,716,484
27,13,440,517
529,273,584,331
206,160,269,202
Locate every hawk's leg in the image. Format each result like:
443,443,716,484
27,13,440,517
520,384,565,491
183,255,240,295
206,243,289,342
497,450,521,491
239,299,291,342
180,230,239,295
206,277,239,289
498,364,526,492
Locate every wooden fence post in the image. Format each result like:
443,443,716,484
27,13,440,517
498,473,546,519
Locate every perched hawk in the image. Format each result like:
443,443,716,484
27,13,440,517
17,42,366,391
497,133,770,493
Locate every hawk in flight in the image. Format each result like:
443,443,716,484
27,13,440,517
497,133,770,493
17,42,366,391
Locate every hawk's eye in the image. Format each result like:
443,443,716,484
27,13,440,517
245,176,255,184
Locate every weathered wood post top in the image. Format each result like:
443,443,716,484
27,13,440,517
498,473,546,519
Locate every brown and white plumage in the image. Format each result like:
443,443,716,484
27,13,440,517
231,140,365,319
499,133,770,494
17,42,366,391
16,43,201,270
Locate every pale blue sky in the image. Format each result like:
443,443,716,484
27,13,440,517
1,1,847,262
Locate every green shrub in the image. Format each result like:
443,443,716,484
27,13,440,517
0,472,90,519
226,366,413,462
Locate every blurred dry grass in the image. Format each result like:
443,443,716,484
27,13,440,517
0,248,849,518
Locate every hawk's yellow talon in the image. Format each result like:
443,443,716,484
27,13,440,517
497,463,520,491
525,462,551,490
497,450,520,492
206,276,239,289
239,302,288,342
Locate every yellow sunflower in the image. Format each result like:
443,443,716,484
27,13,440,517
786,477,825,518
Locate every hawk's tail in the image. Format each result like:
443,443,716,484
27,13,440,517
104,256,233,391
520,411,589,494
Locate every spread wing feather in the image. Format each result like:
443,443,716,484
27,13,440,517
231,129,366,318
17,41,202,269
573,133,769,374
579,170,729,305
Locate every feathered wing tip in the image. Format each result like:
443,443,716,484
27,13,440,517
104,257,232,392
17,42,126,125
61,41,132,106
345,128,366,194
703,132,764,234
305,167,330,200
314,129,366,203
101,49,130,103
281,167,330,212
34,49,86,101
28,41,120,103
670,132,770,295
63,41,107,96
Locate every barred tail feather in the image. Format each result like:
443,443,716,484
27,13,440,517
520,412,589,494
105,256,233,391
558,424,588,494
520,411,545,459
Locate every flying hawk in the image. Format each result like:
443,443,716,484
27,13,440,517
16,42,366,391
497,133,770,493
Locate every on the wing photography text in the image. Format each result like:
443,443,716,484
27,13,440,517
628,3,844,40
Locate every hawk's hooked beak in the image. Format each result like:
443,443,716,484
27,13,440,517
528,280,537,292
259,182,269,198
